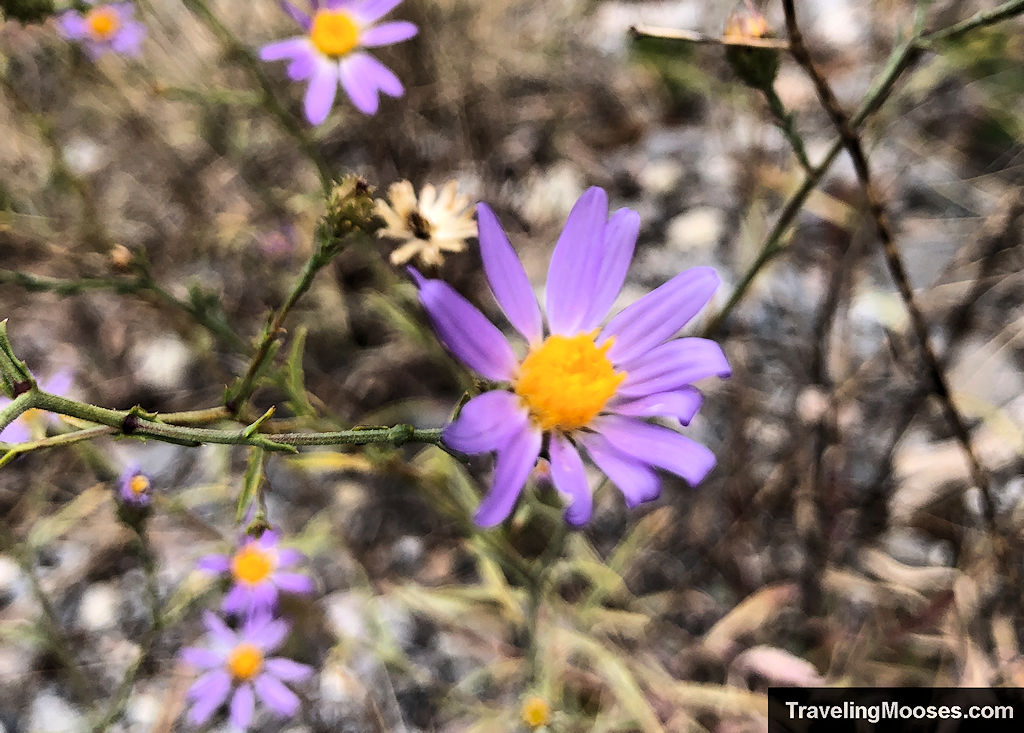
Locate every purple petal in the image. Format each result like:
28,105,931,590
617,338,731,398
360,20,417,47
257,530,281,548
591,415,716,487
443,390,530,454
41,370,73,398
478,203,542,345
549,433,592,525
186,670,231,726
254,582,281,610
57,12,87,40
255,673,302,716
265,657,315,682
355,0,404,23
599,267,720,364
609,387,703,425
411,269,518,382
259,37,311,62
580,208,640,330
473,425,542,527
339,52,403,115
181,646,223,669
221,584,251,614
229,684,256,730
0,419,31,444
578,432,660,508
197,554,230,573
545,187,608,336
202,611,237,646
280,0,312,28
287,49,318,81
304,62,339,125
274,572,315,594
276,548,305,567
111,21,144,56
253,617,290,652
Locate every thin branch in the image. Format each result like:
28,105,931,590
780,0,1010,583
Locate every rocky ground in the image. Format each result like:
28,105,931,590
2,0,1024,730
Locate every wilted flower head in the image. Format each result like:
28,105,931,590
182,611,313,729
412,187,730,527
199,530,314,614
117,464,152,507
0,371,73,444
259,0,418,124
376,180,476,266
56,2,145,58
723,2,772,41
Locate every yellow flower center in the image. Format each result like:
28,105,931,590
309,10,360,57
230,544,275,585
129,474,150,495
227,643,263,681
521,696,551,728
85,7,121,41
514,332,625,432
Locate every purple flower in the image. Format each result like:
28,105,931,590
0,371,73,444
412,187,731,527
259,0,418,123
117,464,151,506
182,611,313,729
56,2,145,59
199,531,314,614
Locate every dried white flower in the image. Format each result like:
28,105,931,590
376,180,476,266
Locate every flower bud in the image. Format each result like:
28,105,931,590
723,5,779,90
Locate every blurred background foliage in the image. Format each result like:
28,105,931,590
2,0,1024,731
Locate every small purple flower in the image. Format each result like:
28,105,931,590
56,2,145,59
182,611,313,729
199,531,314,614
0,371,73,444
259,0,418,123
117,464,151,506
412,187,731,527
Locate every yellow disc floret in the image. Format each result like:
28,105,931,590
230,544,275,585
129,474,150,495
85,6,121,41
520,696,551,728
310,10,360,57
514,332,625,432
227,643,264,681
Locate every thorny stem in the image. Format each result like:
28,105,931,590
178,0,333,193
780,0,1011,586
703,0,1024,335
0,388,445,457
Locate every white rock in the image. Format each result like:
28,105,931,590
520,162,584,226
27,690,86,733
638,159,683,195
130,335,193,392
666,206,724,252
78,582,120,631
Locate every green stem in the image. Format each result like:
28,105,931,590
762,85,813,174
0,388,444,458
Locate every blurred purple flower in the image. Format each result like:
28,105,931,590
117,464,152,507
182,611,313,729
259,0,418,123
56,2,145,59
0,371,73,444
412,187,731,527
199,531,314,614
